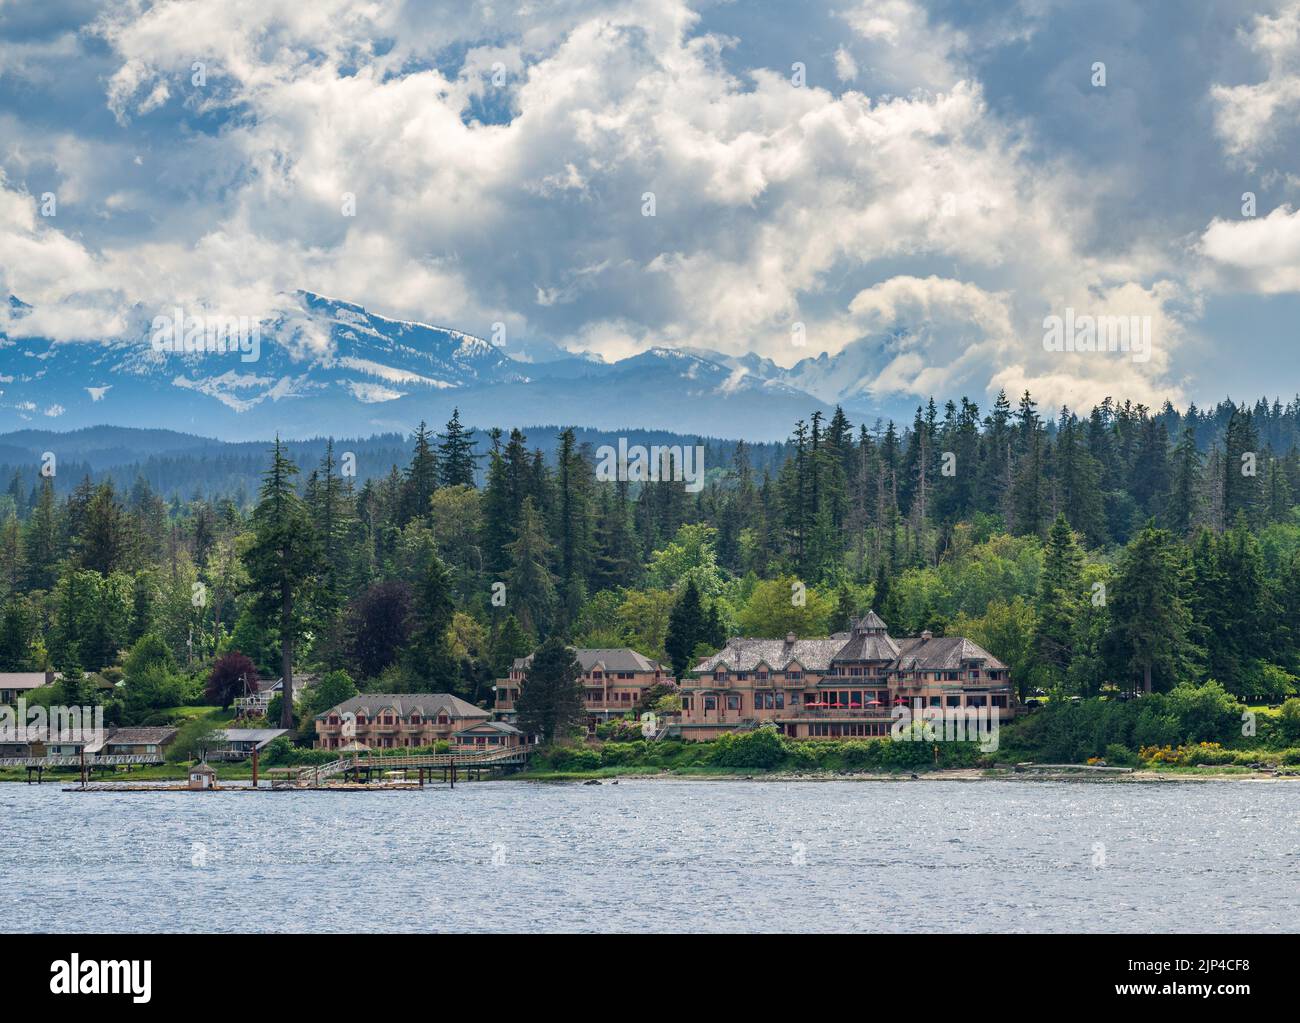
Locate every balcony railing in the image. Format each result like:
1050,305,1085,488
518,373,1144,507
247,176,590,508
790,707,894,719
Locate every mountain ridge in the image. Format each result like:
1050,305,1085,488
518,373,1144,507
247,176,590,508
0,291,908,441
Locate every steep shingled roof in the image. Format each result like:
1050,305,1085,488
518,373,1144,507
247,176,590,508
512,648,664,673
694,635,850,673
832,630,901,662
893,636,1007,671
105,727,178,746
315,693,489,721
691,610,1007,676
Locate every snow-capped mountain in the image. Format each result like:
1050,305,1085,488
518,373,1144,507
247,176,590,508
0,292,901,441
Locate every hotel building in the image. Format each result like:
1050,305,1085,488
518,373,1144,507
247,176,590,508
494,647,668,729
679,611,1013,740
315,693,490,750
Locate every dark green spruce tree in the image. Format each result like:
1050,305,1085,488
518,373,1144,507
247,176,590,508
515,636,583,744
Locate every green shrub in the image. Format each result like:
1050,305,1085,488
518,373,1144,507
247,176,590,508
708,727,786,769
1278,699,1300,745
1104,743,1136,766
599,741,646,766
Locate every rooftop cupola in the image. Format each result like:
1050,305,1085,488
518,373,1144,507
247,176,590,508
855,610,889,635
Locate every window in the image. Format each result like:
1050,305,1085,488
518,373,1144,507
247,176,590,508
726,695,740,710
410,714,421,724
438,714,449,725
704,695,717,711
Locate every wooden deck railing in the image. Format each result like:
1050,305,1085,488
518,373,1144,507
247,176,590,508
0,753,164,767
267,744,532,785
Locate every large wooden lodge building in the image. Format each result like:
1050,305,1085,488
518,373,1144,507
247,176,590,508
678,611,1014,740
489,612,1013,742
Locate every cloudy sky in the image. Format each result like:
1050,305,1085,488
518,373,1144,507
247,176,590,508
2,0,1300,415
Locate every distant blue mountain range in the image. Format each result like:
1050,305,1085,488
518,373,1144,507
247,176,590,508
0,291,911,441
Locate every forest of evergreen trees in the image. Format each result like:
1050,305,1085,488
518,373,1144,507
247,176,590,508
4,390,1300,736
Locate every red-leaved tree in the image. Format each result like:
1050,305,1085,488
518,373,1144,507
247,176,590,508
206,651,260,711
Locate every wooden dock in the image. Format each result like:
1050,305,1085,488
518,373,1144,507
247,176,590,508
266,746,531,789
58,745,532,792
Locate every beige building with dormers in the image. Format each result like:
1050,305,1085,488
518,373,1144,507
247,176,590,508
314,693,489,750
679,611,1013,741
494,647,668,729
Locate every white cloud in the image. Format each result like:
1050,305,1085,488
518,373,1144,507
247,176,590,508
0,0,1193,417
834,47,858,83
1211,2,1300,163
1199,203,1300,292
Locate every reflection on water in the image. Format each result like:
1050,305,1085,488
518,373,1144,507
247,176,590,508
2,779,1296,933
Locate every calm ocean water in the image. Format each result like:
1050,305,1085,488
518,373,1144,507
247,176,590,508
2,779,1296,933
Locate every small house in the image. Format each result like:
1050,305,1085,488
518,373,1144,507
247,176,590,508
452,720,525,751
188,763,217,790
212,728,289,760
0,671,60,706
102,727,178,758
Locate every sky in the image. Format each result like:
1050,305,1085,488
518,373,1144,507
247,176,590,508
2,0,1300,416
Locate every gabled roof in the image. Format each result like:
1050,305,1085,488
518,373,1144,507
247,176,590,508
217,728,290,749
105,727,178,745
512,648,664,673
893,636,1007,671
0,672,57,690
316,693,489,721
454,720,523,736
694,636,849,674
692,608,1008,677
